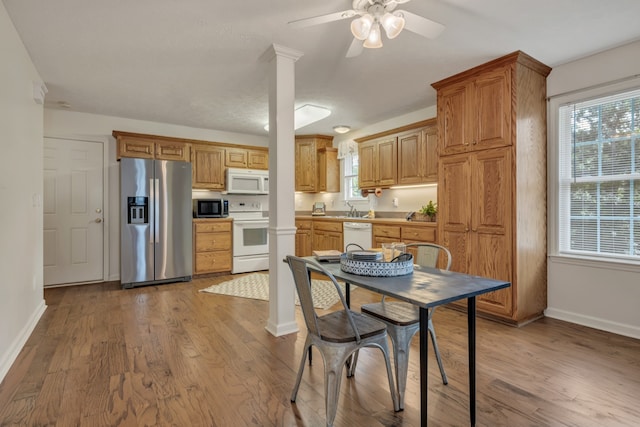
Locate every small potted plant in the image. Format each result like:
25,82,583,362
419,200,438,222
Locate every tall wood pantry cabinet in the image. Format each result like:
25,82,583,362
432,51,551,325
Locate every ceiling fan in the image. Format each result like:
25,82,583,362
288,0,445,57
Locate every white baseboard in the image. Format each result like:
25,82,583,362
0,299,47,383
544,307,640,340
265,320,299,337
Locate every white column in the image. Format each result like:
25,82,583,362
261,44,303,337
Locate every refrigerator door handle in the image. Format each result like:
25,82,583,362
154,178,160,243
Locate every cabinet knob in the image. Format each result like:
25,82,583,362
472,140,477,145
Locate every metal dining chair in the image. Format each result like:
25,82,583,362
286,255,400,426
359,242,452,410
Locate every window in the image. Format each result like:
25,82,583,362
343,151,364,200
556,87,640,262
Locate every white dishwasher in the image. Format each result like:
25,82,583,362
343,222,373,251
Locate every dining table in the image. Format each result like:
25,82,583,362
306,257,511,426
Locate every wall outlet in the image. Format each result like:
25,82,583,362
393,197,399,207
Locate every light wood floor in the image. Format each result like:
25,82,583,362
1,274,639,426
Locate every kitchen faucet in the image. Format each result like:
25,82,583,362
346,201,358,218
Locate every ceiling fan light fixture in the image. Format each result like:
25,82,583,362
351,14,373,40
381,11,405,39
363,22,383,48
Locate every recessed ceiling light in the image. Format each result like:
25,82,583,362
264,104,331,131
333,125,351,134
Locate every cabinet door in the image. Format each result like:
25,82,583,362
438,81,470,156
439,154,471,274
472,67,512,151
397,130,422,185
225,148,248,168
423,125,438,182
248,149,268,169
358,141,377,189
192,144,225,189
295,220,313,257
295,139,317,191
471,148,513,316
118,137,155,159
155,140,190,162
397,126,437,185
295,229,312,257
377,137,397,187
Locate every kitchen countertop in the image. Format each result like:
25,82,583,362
295,215,436,226
192,216,436,227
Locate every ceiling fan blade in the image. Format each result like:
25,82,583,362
346,37,364,58
400,10,445,39
288,9,357,29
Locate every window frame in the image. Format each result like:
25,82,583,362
343,151,366,201
549,77,640,267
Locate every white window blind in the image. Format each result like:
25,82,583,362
557,87,640,261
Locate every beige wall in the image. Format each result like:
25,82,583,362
0,3,47,382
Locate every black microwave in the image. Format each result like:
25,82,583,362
193,199,229,218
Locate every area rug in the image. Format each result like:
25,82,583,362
199,273,354,310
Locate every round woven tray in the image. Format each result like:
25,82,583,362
339,253,414,277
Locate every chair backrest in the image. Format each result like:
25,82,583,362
286,255,360,341
405,243,452,271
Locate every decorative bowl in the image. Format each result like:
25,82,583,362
340,253,413,277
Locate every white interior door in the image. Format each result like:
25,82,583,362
43,138,104,286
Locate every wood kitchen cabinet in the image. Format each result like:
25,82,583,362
114,131,191,162
433,50,551,325
373,222,437,245
191,143,225,190
193,220,232,275
396,120,438,185
372,224,401,248
358,136,397,189
311,220,343,252
225,147,269,170
295,135,339,192
295,219,313,257
357,119,437,189
437,64,512,156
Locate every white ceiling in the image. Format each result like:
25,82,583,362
4,0,640,137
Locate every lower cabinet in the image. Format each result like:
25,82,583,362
372,224,401,248
373,223,440,265
193,220,232,275
295,219,313,257
311,220,343,252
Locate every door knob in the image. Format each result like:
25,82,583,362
95,218,103,223
96,208,102,213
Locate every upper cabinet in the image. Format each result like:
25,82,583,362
358,136,397,189
114,131,191,162
396,119,438,185
436,65,512,156
113,130,268,190
225,147,269,170
191,143,225,190
295,135,339,193
356,119,437,189
432,51,551,325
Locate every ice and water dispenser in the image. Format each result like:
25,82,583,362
127,197,148,224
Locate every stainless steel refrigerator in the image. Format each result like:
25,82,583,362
120,157,192,288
